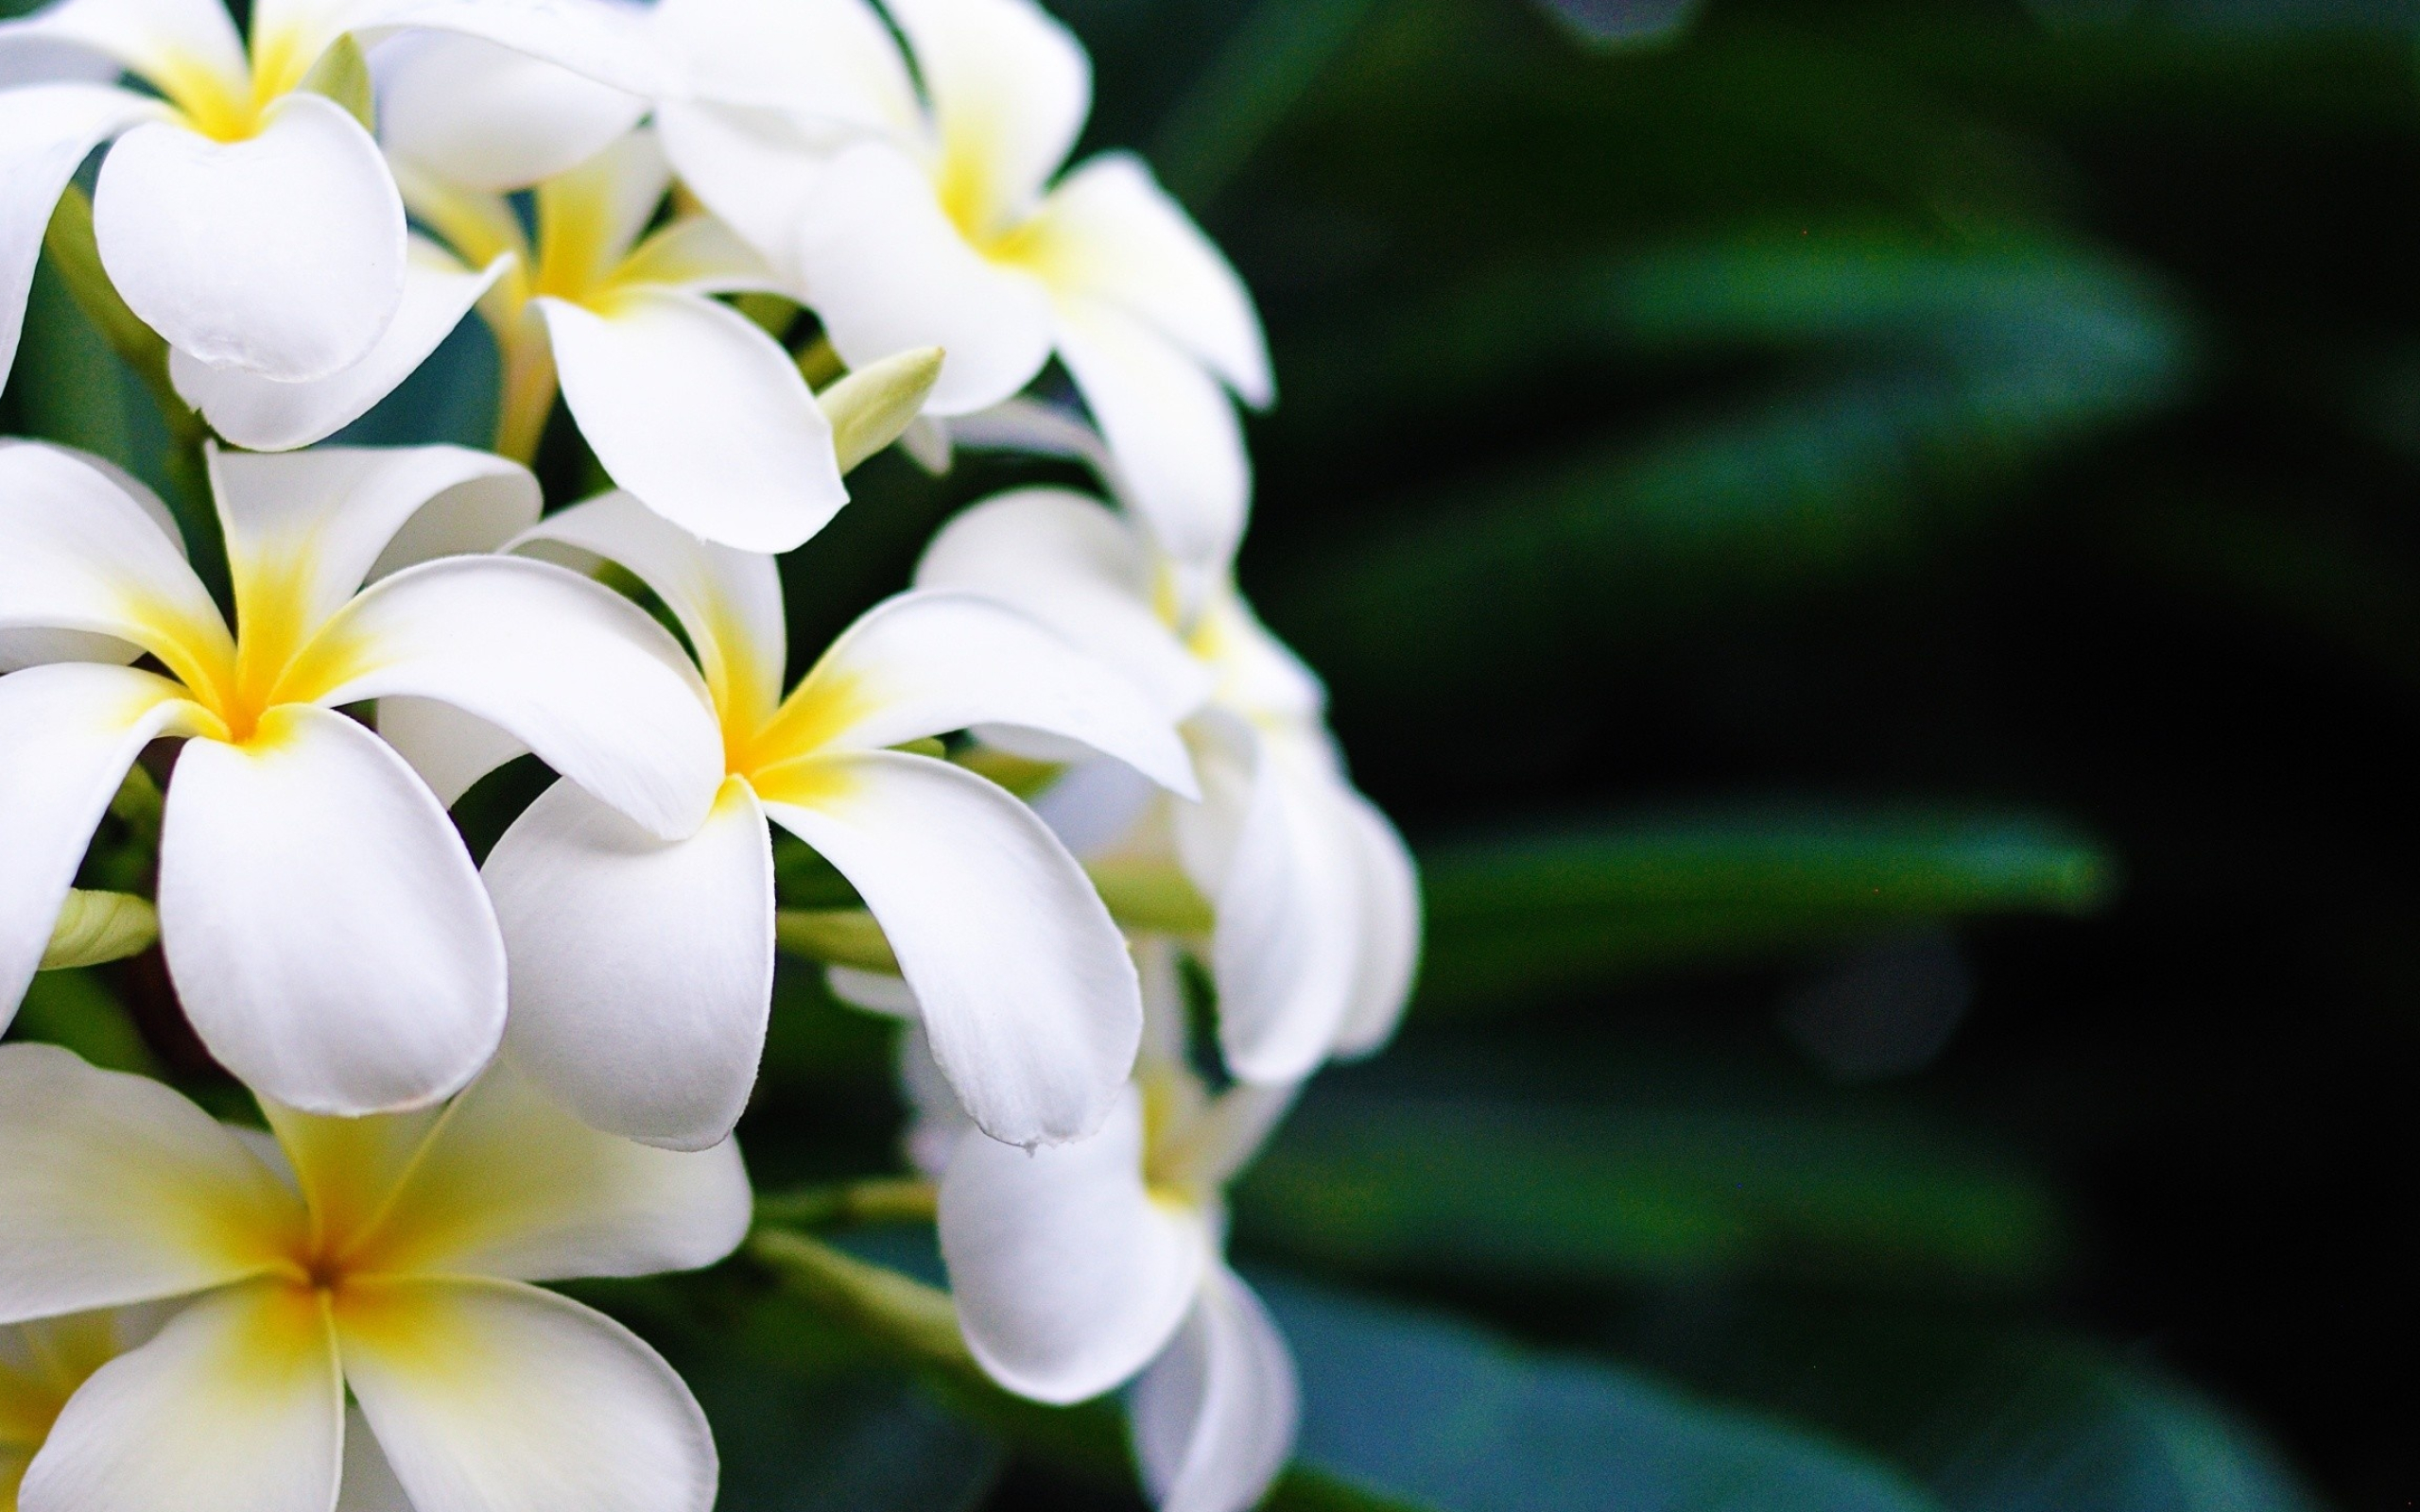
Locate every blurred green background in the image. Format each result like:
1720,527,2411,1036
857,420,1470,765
9,0,2416,1508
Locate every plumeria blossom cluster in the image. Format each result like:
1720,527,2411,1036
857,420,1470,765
0,2,1418,1511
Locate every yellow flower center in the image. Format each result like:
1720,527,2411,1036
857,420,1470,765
147,20,325,144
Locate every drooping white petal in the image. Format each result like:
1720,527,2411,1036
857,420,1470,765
0,84,156,385
540,289,847,554
0,665,199,1021
510,489,786,724
210,444,539,644
352,0,671,96
914,488,1211,724
155,705,507,1115
653,0,916,130
346,1061,752,1280
18,1281,343,1512
1330,789,1420,1059
884,0,1088,229
783,590,1196,797
0,441,226,673
938,1087,1203,1404
0,1043,304,1322
792,140,1054,416
651,104,835,283
174,250,510,452
95,96,406,382
373,698,526,808
1029,754,1163,860
374,30,643,192
486,778,775,1152
337,1278,716,1512
0,439,184,673
0,0,246,95
1053,296,1249,573
297,556,722,840
1027,154,1270,405
1129,1265,1299,1512
756,750,1140,1149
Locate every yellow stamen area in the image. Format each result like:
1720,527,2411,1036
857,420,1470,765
145,20,323,145
722,664,877,796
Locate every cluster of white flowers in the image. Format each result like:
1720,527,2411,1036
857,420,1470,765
0,2,1418,1511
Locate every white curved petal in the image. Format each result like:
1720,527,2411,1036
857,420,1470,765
487,778,774,1152
938,1087,1202,1404
651,103,836,282
541,289,847,553
914,488,1210,723
18,1281,342,1512
0,0,245,93
210,443,539,643
616,216,783,295
1029,754,1161,861
1330,788,1419,1059
0,665,199,1020
1054,297,1249,574
0,441,224,670
892,1020,972,1179
1194,587,1328,729
511,490,786,724
885,0,1087,227
156,706,507,1115
95,96,406,382
299,556,722,840
784,590,1195,797
337,1279,716,1512
757,750,1139,1149
352,0,670,96
792,140,1053,415
533,127,669,284
348,1060,752,1280
373,698,526,808
0,1043,303,1322
175,251,510,452
1130,1265,1298,1512
654,0,916,129
374,30,643,192
1028,154,1270,405
0,84,155,386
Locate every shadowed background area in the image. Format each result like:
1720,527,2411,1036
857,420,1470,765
6,0,2413,1508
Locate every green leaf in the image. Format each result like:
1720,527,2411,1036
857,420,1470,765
7,970,161,1076
1236,1085,2063,1289
1149,0,1384,208
1414,809,2113,1013
1257,1273,1946,1512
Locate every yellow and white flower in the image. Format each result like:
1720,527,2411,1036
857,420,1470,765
0,0,661,388
653,0,1271,571
462,490,1197,1154
0,440,722,1115
0,1042,747,1512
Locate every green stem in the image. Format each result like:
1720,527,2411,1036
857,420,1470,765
752,1177,937,1230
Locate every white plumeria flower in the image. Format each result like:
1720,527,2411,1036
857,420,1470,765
471,490,1198,1153
654,0,1272,572
0,0,662,388
182,128,848,554
914,487,1421,1086
0,440,723,1115
934,941,1300,1512
0,1042,749,1512
2,1308,160,1511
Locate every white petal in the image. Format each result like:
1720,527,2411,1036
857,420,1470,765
175,251,510,452
651,102,836,282
352,0,670,96
0,0,246,94
18,1281,343,1512
1029,754,1162,861
892,1019,972,1178
337,1278,716,1512
1027,154,1270,405
1054,297,1249,574
938,1087,1203,1404
374,30,643,192
1130,1265,1298,1512
885,0,1087,228
783,589,1196,797
343,1061,752,1280
825,965,918,1019
487,778,775,1152
373,698,526,809
615,216,784,295
95,96,406,382
540,289,847,553
756,751,1140,1149
1194,586,1328,729
0,84,154,386
155,706,507,1115
0,1043,304,1322
297,556,723,840
0,440,226,673
792,140,1053,416
0,664,199,1017
1330,789,1420,1059
653,0,916,129
913,488,1211,724
510,490,786,726
209,443,538,643
532,127,669,284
